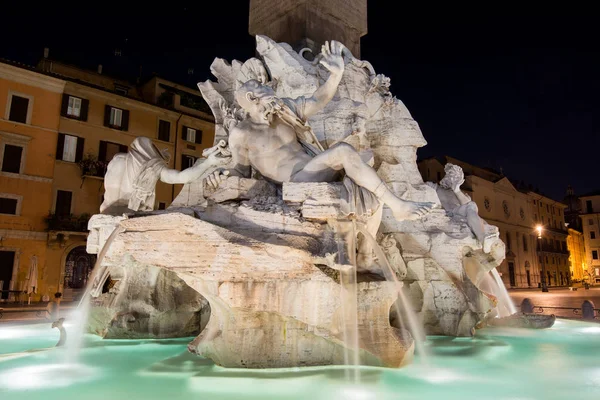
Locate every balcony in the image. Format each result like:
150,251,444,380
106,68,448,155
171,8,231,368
46,213,91,233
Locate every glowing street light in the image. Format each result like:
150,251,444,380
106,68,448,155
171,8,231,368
536,224,549,292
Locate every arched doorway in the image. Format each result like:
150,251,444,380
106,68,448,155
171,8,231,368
64,246,96,289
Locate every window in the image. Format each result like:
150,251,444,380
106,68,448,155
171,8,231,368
587,200,593,213
68,96,81,117
158,120,171,142
55,190,72,217
7,95,30,123
546,205,549,212
60,95,89,121
158,202,166,210
181,154,197,170
590,219,594,225
522,235,528,252
505,232,511,250
104,105,129,130
534,214,538,222
1,144,23,173
99,141,128,163
114,85,129,96
110,108,122,126
182,126,202,144
592,231,596,240
533,200,537,205
56,134,84,163
593,250,598,260
0,196,18,215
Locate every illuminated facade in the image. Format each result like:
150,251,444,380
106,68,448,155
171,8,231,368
0,57,215,302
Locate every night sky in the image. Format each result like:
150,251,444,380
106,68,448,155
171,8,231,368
3,4,598,201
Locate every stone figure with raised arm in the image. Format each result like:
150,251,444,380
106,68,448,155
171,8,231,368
427,163,497,253
205,41,435,223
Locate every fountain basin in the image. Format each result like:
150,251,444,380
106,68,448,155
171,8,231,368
1,319,599,399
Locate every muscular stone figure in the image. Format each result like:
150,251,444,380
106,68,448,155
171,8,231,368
205,41,435,222
427,164,496,253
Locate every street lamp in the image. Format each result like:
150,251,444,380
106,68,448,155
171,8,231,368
536,225,549,292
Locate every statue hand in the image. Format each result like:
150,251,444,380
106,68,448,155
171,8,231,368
205,170,230,190
453,178,465,192
319,40,345,76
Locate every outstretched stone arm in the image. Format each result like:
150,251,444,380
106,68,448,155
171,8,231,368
302,41,345,118
159,165,208,185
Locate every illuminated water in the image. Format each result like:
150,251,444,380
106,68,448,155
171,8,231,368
1,319,599,399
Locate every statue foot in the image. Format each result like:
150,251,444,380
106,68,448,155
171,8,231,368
390,200,436,221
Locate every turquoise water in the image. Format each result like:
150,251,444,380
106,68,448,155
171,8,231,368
1,319,599,399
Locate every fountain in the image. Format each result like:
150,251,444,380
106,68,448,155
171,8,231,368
1,34,598,400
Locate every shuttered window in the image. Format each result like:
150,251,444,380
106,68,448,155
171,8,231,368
56,133,84,162
61,95,89,121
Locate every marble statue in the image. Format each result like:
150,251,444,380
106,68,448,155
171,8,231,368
101,137,230,214
205,41,435,224
86,35,508,369
426,163,498,253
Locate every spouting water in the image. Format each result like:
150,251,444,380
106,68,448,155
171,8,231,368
355,224,429,364
63,224,125,363
485,268,517,317
335,219,360,383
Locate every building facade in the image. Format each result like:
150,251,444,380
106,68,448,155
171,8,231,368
418,156,570,288
1,57,216,302
578,191,600,284
0,61,65,302
566,228,586,282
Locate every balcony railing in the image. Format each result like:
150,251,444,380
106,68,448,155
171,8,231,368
46,213,91,232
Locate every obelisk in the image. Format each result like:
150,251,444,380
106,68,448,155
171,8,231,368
249,0,367,58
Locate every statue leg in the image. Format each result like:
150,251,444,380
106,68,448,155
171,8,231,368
291,143,434,221
457,202,494,252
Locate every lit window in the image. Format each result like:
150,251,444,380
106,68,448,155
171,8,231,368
64,135,77,162
67,96,82,117
110,107,123,127
186,127,196,143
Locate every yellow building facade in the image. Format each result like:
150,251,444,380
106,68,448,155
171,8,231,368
1,58,215,302
566,228,586,282
578,192,600,284
0,61,65,302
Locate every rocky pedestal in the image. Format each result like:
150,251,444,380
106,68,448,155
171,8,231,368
95,212,413,368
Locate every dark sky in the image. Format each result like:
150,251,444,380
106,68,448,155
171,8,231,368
3,4,598,201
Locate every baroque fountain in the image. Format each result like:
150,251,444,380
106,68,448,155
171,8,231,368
1,36,599,400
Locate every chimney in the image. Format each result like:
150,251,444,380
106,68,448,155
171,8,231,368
98,64,103,74
43,48,49,58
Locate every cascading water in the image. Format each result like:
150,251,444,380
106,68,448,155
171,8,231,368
355,224,429,364
483,268,517,318
63,225,125,363
335,219,360,383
